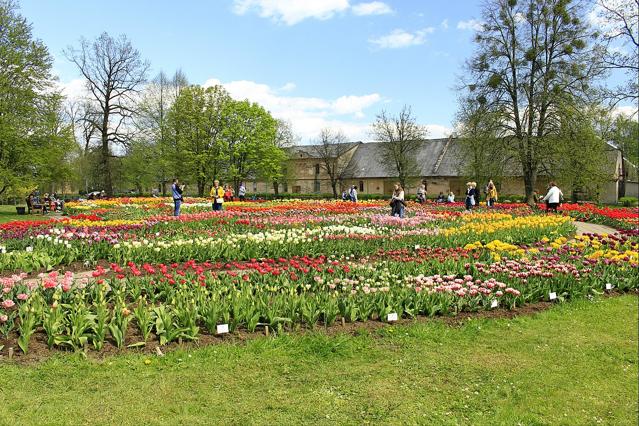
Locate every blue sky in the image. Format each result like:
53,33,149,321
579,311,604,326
18,0,631,143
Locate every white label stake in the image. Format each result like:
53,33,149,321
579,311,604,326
387,312,398,322
491,299,499,308
549,292,557,301
216,324,229,334
605,283,613,290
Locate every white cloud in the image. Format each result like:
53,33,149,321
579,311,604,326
57,78,87,101
440,19,449,29
232,0,394,25
424,124,453,138
369,27,435,49
457,19,484,31
352,1,393,16
232,0,349,25
203,77,383,141
279,82,296,92
612,105,638,119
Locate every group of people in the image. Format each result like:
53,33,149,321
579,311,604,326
26,191,64,214
464,180,498,211
172,178,248,216
341,185,358,202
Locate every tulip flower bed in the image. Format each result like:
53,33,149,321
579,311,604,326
0,198,637,357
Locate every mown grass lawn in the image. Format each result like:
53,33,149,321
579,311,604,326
0,205,44,224
0,295,637,425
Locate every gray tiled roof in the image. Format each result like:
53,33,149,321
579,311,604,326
286,142,360,159
342,138,463,178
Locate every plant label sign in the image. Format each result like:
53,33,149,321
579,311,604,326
216,324,229,334
491,299,499,308
387,312,398,322
549,292,557,301
605,283,613,290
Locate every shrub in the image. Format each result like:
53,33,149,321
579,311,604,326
619,197,638,207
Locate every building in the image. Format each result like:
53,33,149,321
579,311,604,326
248,138,637,203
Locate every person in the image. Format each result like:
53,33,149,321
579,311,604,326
349,185,358,203
238,182,246,201
100,190,106,199
486,180,498,208
416,184,426,204
465,182,478,212
390,183,405,218
171,178,184,216
210,180,225,211
341,189,348,201
447,190,455,203
436,191,446,203
541,182,563,213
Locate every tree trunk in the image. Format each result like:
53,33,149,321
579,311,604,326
619,150,626,199
161,181,167,197
523,167,537,206
197,179,205,197
331,182,338,198
101,133,113,197
273,181,279,195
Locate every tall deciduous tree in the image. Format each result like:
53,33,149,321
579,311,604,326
456,98,512,187
271,119,295,194
65,32,149,196
594,0,638,114
462,0,603,204
311,128,354,198
168,85,230,196
136,70,188,195
0,0,73,198
221,100,279,193
371,105,427,189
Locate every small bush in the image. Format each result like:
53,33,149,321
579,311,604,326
619,197,638,207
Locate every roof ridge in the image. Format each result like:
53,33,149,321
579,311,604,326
433,136,454,174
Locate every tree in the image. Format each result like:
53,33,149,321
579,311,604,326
0,0,74,198
136,70,188,195
221,100,279,193
168,85,230,196
65,32,149,196
595,0,639,114
462,0,603,204
456,98,512,187
310,128,354,198
606,114,639,197
371,105,427,189
271,119,295,194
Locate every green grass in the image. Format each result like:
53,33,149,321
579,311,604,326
0,296,637,425
0,204,46,224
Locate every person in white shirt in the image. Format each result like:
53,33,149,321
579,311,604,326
447,190,455,203
391,183,405,218
349,185,358,203
541,182,563,213
238,182,246,201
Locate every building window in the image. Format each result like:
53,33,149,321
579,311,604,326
293,185,301,194
283,182,288,192
314,180,321,193
359,180,364,192
315,164,320,175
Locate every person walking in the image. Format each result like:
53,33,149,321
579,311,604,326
465,182,478,212
238,182,246,201
416,184,426,204
390,183,405,218
171,178,184,216
210,180,225,211
541,182,563,213
349,185,358,203
486,180,498,208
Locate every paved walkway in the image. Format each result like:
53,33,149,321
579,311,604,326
572,221,618,236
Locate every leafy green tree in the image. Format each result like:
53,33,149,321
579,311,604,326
0,0,74,199
462,0,604,204
221,100,279,192
168,85,230,196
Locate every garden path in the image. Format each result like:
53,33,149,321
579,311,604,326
572,221,618,236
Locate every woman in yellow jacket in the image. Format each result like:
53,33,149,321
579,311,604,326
486,180,498,208
210,180,225,211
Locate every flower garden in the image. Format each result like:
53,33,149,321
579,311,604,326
0,197,637,357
